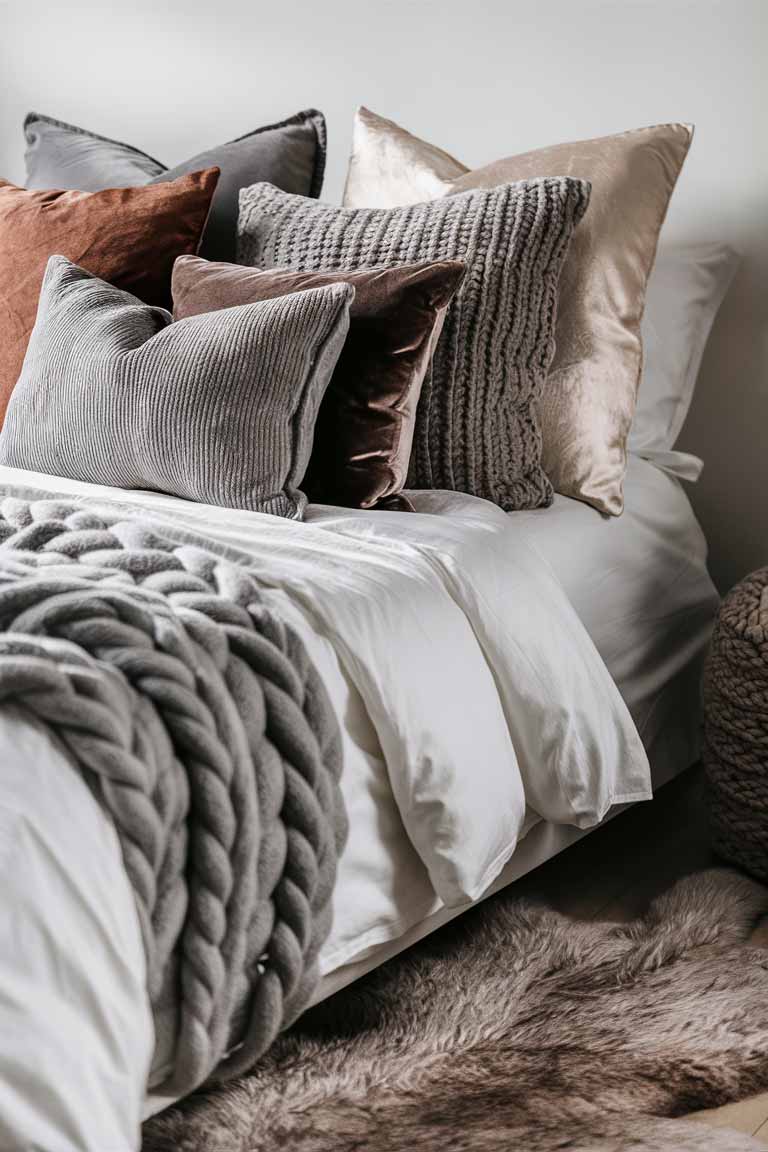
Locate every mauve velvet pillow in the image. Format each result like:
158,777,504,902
0,168,218,427
172,255,466,510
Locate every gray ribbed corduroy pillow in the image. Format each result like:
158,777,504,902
238,178,590,511
0,256,353,517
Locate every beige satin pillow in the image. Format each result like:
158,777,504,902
344,107,693,515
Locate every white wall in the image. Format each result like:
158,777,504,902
1,0,765,590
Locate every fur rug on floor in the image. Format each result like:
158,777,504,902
143,868,768,1151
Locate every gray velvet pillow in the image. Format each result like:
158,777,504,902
238,178,590,511
24,109,327,262
0,256,353,518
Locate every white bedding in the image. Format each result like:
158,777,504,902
0,456,715,1151
312,454,719,982
0,463,650,903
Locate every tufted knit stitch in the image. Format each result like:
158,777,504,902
703,568,768,881
238,179,590,511
0,496,347,1097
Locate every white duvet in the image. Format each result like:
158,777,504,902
0,466,651,1152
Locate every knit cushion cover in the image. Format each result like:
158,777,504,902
238,179,590,512
0,256,353,518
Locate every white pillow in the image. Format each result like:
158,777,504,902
630,242,740,478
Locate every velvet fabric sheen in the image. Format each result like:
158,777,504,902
343,108,692,515
0,168,218,427
172,255,466,510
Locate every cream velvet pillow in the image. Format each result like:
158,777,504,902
344,107,693,515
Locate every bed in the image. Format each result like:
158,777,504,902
0,451,718,1149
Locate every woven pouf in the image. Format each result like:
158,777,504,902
703,567,768,881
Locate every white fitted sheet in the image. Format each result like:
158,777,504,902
501,453,720,750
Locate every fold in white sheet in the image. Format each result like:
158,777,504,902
629,447,704,482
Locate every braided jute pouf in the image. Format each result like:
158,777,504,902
703,567,768,881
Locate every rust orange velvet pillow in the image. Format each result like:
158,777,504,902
172,254,466,510
0,167,218,426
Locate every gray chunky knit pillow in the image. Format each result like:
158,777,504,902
0,256,353,518
238,178,590,510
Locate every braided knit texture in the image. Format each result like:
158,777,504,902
0,496,347,1098
703,568,768,881
238,178,590,511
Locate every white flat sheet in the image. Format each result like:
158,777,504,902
0,708,152,1152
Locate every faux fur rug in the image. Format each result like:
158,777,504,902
143,869,768,1152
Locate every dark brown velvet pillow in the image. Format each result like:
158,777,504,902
172,255,466,510
0,168,218,426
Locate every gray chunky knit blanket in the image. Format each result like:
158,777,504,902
0,496,347,1098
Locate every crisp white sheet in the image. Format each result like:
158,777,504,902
507,454,719,745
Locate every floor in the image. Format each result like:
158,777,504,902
510,764,768,1146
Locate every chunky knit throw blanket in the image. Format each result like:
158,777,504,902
0,496,347,1098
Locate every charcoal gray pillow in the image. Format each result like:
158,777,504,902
238,178,590,511
24,109,327,262
0,255,353,518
